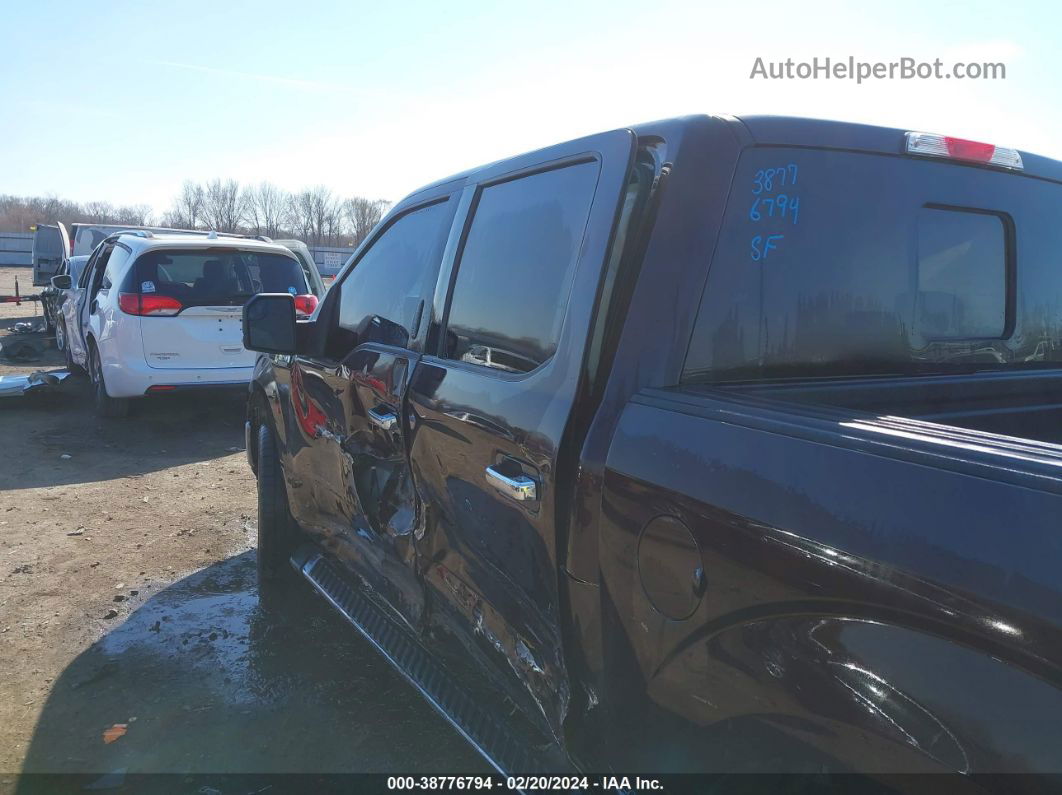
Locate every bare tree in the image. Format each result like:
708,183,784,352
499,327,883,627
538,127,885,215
165,180,206,229
202,179,246,232
82,200,116,224
344,197,389,247
290,185,341,246
0,184,394,243
244,182,289,238
114,204,153,226
0,194,89,232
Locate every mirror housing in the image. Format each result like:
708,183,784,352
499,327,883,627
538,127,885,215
50,274,72,290
243,293,298,354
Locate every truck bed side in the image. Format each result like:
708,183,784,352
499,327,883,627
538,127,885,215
596,385,1062,774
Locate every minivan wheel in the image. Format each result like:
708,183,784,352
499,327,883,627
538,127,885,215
256,422,298,583
54,317,66,351
89,344,129,418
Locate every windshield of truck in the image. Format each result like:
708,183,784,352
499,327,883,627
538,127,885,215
684,147,1062,381
127,249,309,308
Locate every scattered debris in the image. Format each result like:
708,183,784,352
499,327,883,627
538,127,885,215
0,369,71,396
12,564,31,574
67,528,85,536
59,453,72,460
102,609,119,620
112,595,126,603
102,724,127,744
226,446,244,453
11,320,44,334
0,338,44,362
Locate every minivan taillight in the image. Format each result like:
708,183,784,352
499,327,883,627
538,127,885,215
119,293,183,316
293,294,319,316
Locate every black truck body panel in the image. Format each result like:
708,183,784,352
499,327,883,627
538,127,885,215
247,113,1062,782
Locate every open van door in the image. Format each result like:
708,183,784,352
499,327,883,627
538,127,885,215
31,223,70,286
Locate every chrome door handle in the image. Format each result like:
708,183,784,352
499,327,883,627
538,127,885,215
485,466,537,502
368,407,397,431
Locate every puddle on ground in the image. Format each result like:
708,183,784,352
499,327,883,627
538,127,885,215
17,552,487,781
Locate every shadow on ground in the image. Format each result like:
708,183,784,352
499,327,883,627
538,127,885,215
13,552,486,793
1,377,251,490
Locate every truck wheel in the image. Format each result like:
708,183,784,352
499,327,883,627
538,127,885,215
89,344,129,418
256,422,297,582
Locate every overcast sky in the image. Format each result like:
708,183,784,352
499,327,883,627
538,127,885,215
2,0,1058,213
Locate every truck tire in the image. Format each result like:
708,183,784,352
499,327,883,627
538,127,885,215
256,422,297,582
89,343,129,418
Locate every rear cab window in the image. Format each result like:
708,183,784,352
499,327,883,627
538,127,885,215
442,160,600,373
122,248,308,309
684,147,1061,382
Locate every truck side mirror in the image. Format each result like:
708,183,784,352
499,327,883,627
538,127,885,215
50,274,72,290
243,293,298,354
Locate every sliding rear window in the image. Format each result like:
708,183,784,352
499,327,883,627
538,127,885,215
126,249,308,308
683,147,1062,381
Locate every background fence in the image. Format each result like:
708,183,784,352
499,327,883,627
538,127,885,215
0,233,32,266
0,232,354,274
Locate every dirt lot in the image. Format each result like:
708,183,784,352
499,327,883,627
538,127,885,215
0,267,484,791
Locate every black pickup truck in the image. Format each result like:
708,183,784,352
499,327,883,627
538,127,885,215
242,114,1062,784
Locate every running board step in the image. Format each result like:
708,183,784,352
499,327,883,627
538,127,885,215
292,549,573,775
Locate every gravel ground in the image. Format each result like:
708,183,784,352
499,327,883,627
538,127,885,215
0,266,485,790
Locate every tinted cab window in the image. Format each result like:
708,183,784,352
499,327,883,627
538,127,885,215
684,148,1062,381
332,199,454,353
443,161,599,373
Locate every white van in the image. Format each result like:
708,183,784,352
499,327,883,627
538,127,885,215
58,231,318,417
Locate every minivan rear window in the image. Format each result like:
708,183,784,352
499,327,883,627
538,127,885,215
683,147,1062,381
126,249,308,308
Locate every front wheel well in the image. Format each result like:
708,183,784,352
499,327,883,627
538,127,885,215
247,386,272,475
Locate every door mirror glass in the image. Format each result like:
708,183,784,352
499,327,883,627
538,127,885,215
243,293,297,354
50,274,72,290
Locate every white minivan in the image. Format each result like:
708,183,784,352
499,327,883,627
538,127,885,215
58,231,318,416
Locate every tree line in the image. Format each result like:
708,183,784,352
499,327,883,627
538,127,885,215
0,180,390,249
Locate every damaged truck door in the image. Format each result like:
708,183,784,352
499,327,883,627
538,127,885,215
280,196,457,629
406,133,635,739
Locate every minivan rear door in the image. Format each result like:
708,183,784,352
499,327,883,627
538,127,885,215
132,248,309,370
31,223,69,286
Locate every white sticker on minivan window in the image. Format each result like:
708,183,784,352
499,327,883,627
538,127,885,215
142,281,156,293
